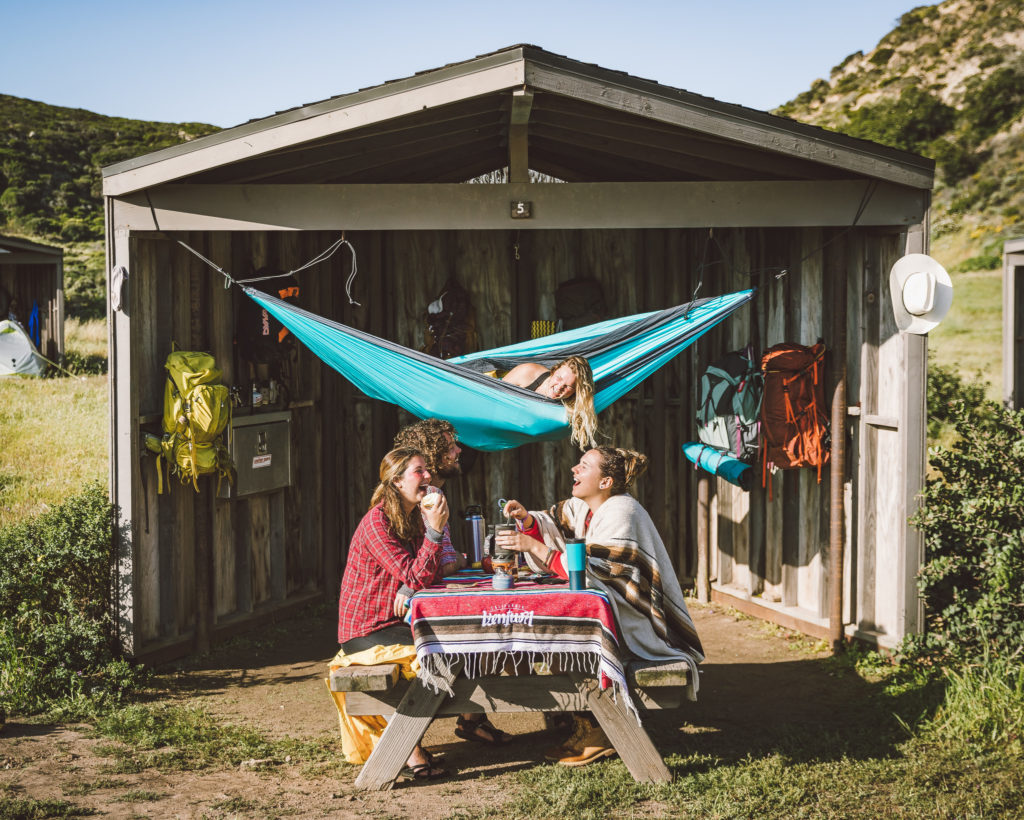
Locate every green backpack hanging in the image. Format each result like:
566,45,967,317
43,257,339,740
696,345,763,463
146,347,233,492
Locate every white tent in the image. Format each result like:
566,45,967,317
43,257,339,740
0,319,45,376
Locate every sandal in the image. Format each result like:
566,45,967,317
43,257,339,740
455,715,511,745
401,749,448,780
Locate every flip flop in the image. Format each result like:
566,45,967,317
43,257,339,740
454,715,511,745
401,749,448,780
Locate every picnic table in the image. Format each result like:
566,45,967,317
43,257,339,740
329,569,694,789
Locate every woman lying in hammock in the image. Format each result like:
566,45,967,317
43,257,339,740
501,355,598,449
496,445,704,767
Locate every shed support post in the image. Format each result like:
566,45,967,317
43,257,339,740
696,473,711,603
509,89,534,183
830,267,847,653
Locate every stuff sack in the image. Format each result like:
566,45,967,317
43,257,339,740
237,272,301,365
424,277,478,359
156,348,233,492
696,346,762,463
555,277,608,331
759,342,830,483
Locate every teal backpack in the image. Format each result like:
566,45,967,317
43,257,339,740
697,346,763,463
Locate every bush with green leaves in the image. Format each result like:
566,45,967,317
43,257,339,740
0,483,142,716
926,358,989,440
908,400,1024,671
843,87,956,155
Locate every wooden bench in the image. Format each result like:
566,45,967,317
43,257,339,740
329,658,693,789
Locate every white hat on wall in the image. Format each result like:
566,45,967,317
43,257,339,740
889,253,954,335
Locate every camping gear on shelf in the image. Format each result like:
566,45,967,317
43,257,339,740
696,345,762,463
0,318,45,377
759,342,830,490
242,286,755,450
682,442,753,491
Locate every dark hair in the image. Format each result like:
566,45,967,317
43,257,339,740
393,418,456,475
369,447,426,542
593,446,648,495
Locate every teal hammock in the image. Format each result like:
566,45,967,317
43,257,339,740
245,287,754,450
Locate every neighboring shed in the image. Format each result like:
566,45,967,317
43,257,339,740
0,234,64,361
1004,237,1024,409
102,45,934,661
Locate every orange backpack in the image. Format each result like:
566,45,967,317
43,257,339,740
759,342,830,491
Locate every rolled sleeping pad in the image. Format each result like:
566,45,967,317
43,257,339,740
682,442,753,491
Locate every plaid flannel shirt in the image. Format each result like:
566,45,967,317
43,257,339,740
337,503,443,644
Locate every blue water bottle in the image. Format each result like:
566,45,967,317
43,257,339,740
566,537,587,590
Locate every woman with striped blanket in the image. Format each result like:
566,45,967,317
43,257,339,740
498,446,705,766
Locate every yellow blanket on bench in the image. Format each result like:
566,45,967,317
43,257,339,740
326,644,420,764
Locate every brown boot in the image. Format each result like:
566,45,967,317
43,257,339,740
543,714,588,761
557,724,616,767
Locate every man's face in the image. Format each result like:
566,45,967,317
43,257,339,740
437,432,462,478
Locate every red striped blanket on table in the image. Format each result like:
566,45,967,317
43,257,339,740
408,569,638,719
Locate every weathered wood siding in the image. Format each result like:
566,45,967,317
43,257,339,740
124,225,911,658
0,261,63,360
711,228,914,643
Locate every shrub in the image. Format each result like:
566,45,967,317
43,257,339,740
844,87,956,154
951,253,1003,273
870,47,895,66
962,66,1024,141
926,359,988,440
0,484,142,716
906,401,1024,671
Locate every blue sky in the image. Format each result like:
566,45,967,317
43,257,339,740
1,0,916,128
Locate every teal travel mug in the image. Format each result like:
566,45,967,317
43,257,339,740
566,538,586,590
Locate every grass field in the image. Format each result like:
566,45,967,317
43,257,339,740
928,267,1003,400
0,319,108,526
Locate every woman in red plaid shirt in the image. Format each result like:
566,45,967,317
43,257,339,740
333,446,449,777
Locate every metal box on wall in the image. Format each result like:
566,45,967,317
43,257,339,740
220,410,292,498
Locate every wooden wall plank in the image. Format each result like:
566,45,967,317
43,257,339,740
135,237,161,641
246,232,272,607
187,232,213,650
796,228,825,618
208,231,238,619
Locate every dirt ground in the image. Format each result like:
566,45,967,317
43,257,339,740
0,602,875,819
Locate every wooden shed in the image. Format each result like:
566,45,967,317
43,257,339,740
102,45,934,661
1004,237,1024,409
0,234,64,361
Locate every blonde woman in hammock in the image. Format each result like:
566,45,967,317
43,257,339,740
501,355,598,449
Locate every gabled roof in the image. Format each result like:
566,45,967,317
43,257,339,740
102,45,935,197
0,234,63,259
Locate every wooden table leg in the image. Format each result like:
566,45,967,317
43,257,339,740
570,673,672,783
354,660,463,791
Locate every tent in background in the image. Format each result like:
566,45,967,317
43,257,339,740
0,319,45,376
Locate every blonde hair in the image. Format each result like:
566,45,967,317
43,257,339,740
556,356,598,450
368,447,425,542
593,446,648,495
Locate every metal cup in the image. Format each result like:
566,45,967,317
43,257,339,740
565,538,586,590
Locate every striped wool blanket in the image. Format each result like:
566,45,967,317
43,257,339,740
408,582,638,720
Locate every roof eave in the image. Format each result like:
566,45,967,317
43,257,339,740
101,48,530,196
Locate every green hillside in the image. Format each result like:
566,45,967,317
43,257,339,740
0,94,217,240
0,96,218,317
776,0,1024,271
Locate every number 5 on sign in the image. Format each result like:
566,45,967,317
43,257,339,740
510,201,532,218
